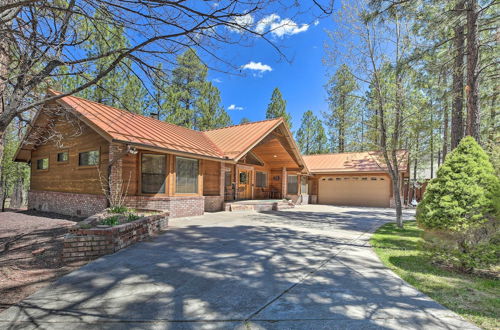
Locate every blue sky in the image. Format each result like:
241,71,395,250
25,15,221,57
205,9,340,131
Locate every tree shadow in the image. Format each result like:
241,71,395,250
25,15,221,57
0,217,467,329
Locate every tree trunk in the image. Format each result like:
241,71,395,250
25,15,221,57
450,0,466,149
430,106,434,178
10,178,23,209
465,0,480,142
488,93,497,145
442,103,449,161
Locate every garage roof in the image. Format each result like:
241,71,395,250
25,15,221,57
303,151,408,174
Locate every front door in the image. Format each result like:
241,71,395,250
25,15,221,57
238,170,252,199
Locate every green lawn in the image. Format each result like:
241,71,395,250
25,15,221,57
370,221,499,330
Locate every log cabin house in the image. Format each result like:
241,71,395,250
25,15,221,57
14,91,408,218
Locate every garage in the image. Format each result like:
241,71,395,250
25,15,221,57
318,175,391,207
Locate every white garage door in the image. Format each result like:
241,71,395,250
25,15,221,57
318,175,391,207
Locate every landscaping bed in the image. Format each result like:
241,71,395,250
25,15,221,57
63,208,169,262
371,221,499,330
0,211,84,312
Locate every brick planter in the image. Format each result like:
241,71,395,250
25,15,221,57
63,211,169,262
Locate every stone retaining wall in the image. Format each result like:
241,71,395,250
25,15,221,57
63,212,168,262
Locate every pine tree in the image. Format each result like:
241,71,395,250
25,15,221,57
55,7,149,114
265,87,292,129
160,48,231,130
324,64,360,152
197,83,232,130
239,117,251,124
295,110,328,155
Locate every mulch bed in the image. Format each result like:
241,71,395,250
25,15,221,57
0,210,87,312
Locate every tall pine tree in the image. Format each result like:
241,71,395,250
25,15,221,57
324,64,359,153
265,87,292,129
296,110,328,155
160,49,231,130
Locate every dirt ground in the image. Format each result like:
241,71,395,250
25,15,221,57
0,210,87,312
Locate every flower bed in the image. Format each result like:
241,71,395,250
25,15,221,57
63,209,169,262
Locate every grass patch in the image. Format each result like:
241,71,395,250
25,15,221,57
371,221,499,330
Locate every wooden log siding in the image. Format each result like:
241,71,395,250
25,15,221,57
203,159,221,196
30,118,109,195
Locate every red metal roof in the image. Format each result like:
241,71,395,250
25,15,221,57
203,118,282,159
303,151,408,174
49,91,285,160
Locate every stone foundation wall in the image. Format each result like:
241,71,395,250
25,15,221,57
204,196,224,212
63,212,169,262
28,190,107,217
125,196,205,218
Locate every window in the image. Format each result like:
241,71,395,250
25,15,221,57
335,177,341,181
301,176,308,194
287,175,298,194
225,169,232,187
57,151,68,162
36,158,48,170
141,154,166,194
362,177,368,181
176,157,199,194
79,150,99,166
371,177,378,181
256,172,267,188
239,171,248,184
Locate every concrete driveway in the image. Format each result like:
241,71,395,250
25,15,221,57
0,205,476,329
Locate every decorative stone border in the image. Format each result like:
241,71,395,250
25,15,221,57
63,211,169,262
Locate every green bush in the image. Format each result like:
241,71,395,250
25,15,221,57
416,136,500,272
126,213,140,222
109,205,129,214
101,215,120,226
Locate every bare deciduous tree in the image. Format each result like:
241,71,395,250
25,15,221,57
0,0,333,203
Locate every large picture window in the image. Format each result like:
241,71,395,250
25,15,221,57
287,175,298,195
176,157,199,194
256,171,267,188
79,150,99,166
141,154,166,194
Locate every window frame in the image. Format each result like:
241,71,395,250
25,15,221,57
140,153,167,195
256,171,268,188
77,148,101,168
287,174,298,195
56,150,69,164
175,156,200,195
35,156,49,171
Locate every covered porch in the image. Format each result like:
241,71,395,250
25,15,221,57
202,123,310,211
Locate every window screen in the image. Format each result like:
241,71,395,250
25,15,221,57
287,175,298,194
37,158,48,170
256,172,267,187
57,151,68,162
176,157,199,194
141,154,166,194
79,150,99,166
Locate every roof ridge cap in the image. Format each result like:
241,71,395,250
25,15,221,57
203,117,282,132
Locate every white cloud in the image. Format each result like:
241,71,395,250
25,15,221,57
255,14,280,34
241,61,272,74
270,18,309,37
213,78,222,83
314,19,320,26
227,13,254,33
254,14,309,37
228,104,244,111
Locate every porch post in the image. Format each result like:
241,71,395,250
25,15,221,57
220,162,225,198
281,167,287,199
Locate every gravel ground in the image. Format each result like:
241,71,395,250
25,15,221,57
0,210,86,312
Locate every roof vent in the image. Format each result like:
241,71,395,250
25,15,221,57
150,112,159,120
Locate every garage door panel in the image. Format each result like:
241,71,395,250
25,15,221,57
318,176,390,207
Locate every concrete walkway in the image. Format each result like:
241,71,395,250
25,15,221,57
0,205,477,329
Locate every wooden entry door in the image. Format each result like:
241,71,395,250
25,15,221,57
238,169,252,199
